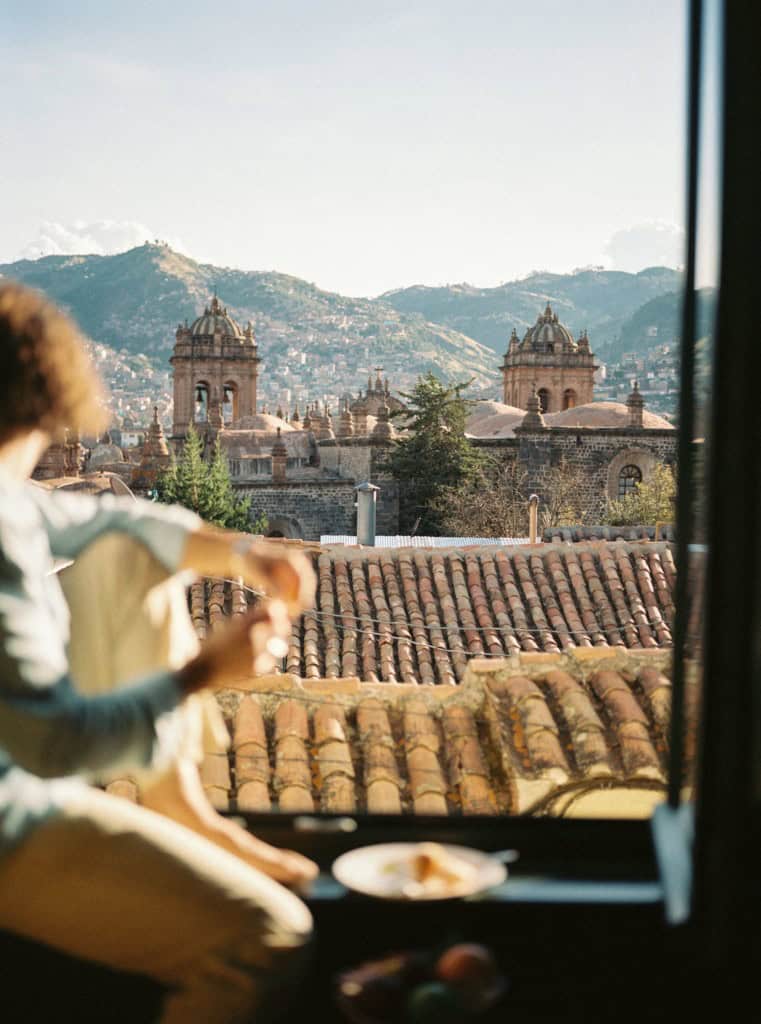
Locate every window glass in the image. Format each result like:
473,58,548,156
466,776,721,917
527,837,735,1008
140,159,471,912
618,465,643,499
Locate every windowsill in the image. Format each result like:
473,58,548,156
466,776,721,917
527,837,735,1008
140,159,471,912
306,872,663,906
231,810,668,910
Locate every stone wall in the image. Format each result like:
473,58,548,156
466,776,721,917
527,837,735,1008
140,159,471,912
236,480,357,540
474,428,678,522
318,439,372,481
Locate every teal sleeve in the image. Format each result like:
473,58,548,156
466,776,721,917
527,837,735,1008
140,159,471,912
26,486,202,573
0,529,184,779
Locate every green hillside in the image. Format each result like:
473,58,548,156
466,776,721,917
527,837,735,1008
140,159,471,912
0,244,498,388
599,287,717,362
381,266,683,353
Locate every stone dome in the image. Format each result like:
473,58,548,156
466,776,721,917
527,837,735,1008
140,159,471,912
519,302,577,353
189,295,244,340
546,401,674,430
232,413,295,433
89,433,126,468
466,399,674,437
465,400,527,439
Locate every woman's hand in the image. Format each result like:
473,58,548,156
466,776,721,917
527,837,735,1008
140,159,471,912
231,538,316,617
177,599,293,695
180,527,316,617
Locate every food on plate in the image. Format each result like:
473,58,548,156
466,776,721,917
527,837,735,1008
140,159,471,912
381,842,481,898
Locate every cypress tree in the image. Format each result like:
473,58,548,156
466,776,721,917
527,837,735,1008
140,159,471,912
156,425,266,532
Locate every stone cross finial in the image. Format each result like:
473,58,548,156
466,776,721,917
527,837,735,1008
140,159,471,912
626,379,645,428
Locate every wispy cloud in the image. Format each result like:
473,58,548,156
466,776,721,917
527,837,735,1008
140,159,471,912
604,221,684,272
16,220,188,260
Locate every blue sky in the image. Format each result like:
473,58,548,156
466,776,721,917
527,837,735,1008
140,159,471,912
1,1,689,295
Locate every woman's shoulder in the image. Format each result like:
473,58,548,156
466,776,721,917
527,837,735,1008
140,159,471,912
0,482,49,576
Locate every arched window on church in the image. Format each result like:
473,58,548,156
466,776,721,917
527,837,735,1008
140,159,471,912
537,388,550,413
618,464,642,499
194,383,209,423
223,381,238,424
563,388,577,410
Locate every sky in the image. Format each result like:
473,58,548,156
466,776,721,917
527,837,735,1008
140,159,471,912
1,1,692,297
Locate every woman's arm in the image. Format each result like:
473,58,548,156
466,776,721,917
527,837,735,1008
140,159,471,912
0,547,292,779
27,484,201,574
30,485,316,612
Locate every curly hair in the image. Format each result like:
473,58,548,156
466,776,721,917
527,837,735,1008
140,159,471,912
0,282,108,443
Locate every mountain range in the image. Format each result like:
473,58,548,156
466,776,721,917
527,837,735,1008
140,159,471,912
381,266,683,353
0,245,685,405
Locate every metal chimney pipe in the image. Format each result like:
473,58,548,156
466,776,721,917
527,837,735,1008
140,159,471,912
529,494,539,544
355,482,380,546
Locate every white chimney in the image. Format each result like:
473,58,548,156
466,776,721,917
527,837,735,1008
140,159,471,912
355,482,380,546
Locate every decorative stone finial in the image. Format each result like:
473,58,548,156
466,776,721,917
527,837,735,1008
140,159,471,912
372,401,395,443
520,387,547,431
338,402,354,438
626,379,645,428
272,426,287,455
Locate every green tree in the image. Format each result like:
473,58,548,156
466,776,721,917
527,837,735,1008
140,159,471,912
605,463,676,526
156,425,266,532
388,373,487,534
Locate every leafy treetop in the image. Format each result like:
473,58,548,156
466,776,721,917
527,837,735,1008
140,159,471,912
388,372,487,534
605,463,676,526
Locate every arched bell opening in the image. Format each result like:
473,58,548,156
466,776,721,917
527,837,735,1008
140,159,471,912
563,388,578,410
223,381,239,424
194,382,209,423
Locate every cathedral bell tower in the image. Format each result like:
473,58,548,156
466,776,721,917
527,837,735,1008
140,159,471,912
170,295,260,443
500,303,596,413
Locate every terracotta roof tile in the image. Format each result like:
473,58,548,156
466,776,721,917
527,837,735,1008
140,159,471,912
200,752,231,809
203,650,685,818
273,700,314,811
233,697,271,812
589,670,665,781
356,697,403,813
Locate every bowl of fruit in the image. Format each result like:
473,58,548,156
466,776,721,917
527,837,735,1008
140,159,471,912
335,942,508,1023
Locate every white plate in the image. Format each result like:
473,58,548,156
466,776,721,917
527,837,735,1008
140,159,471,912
332,842,508,901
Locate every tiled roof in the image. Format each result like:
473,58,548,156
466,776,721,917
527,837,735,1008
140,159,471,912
320,535,531,548
189,540,676,684
542,525,675,543
198,650,679,818
289,541,674,684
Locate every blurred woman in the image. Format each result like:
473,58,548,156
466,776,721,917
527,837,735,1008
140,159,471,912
0,281,317,1022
